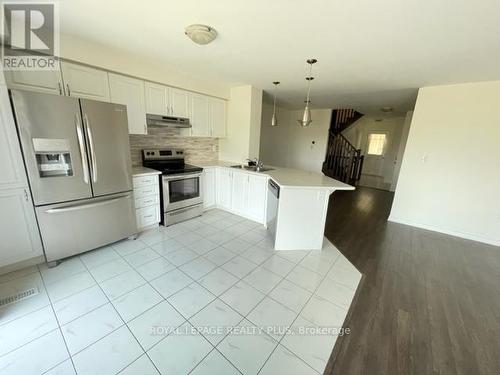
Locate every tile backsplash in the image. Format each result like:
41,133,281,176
129,126,218,166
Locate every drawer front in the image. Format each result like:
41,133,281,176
135,195,159,209
136,205,160,228
133,175,159,189
134,184,159,199
35,193,137,262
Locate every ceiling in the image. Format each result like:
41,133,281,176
59,0,500,114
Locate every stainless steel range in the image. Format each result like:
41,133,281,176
142,149,203,226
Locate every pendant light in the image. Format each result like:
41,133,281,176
298,58,317,127
271,81,280,127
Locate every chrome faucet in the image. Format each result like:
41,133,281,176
245,158,264,171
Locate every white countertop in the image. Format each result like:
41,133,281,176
132,166,162,177
194,161,354,191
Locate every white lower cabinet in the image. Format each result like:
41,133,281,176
246,174,268,223
0,189,44,268
133,174,161,231
231,171,248,216
213,167,267,224
202,167,216,210
216,168,233,211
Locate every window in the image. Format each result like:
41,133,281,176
367,133,386,155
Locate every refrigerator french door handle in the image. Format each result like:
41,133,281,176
45,193,131,214
83,114,98,183
75,114,90,184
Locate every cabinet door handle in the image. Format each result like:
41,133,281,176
66,83,71,96
58,82,63,95
24,189,29,202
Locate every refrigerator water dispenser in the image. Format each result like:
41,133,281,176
32,138,73,177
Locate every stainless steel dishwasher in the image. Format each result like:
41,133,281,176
266,179,280,243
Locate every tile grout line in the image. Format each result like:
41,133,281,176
37,266,80,375
256,249,346,374
78,252,164,375
1,211,346,374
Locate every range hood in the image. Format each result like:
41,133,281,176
146,114,191,128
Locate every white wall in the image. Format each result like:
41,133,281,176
391,111,413,191
389,81,500,246
219,85,263,162
287,109,331,173
259,104,331,173
59,34,230,99
259,103,291,167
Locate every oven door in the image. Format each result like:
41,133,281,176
162,173,203,212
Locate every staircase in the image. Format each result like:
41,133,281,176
322,109,364,185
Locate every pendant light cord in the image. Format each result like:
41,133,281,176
306,62,314,104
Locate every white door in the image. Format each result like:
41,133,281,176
209,98,226,138
169,88,190,118
231,171,248,216
216,168,232,210
246,174,267,223
202,168,216,210
360,130,400,190
190,94,210,137
61,62,110,101
0,189,44,267
4,62,64,95
145,82,168,116
109,73,147,135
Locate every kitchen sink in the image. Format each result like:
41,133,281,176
230,165,274,172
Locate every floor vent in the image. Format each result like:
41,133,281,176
0,287,39,308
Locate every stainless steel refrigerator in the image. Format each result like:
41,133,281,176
10,89,137,263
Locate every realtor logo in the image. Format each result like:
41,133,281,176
1,1,59,70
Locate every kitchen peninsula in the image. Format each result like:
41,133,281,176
196,161,354,251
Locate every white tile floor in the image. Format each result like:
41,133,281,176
0,209,362,375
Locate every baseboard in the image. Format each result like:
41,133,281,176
388,216,500,247
0,255,45,276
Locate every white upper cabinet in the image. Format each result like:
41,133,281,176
145,82,168,116
145,83,190,118
169,88,190,118
60,62,110,102
4,62,64,95
109,73,147,135
190,94,210,137
209,98,226,138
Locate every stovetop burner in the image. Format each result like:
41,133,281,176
142,148,203,175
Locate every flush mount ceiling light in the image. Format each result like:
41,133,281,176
380,106,394,113
298,58,318,127
271,81,280,127
184,24,218,45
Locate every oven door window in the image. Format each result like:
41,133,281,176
168,177,200,203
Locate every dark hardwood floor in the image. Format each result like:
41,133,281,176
323,187,500,375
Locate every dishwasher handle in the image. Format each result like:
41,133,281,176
268,179,280,199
